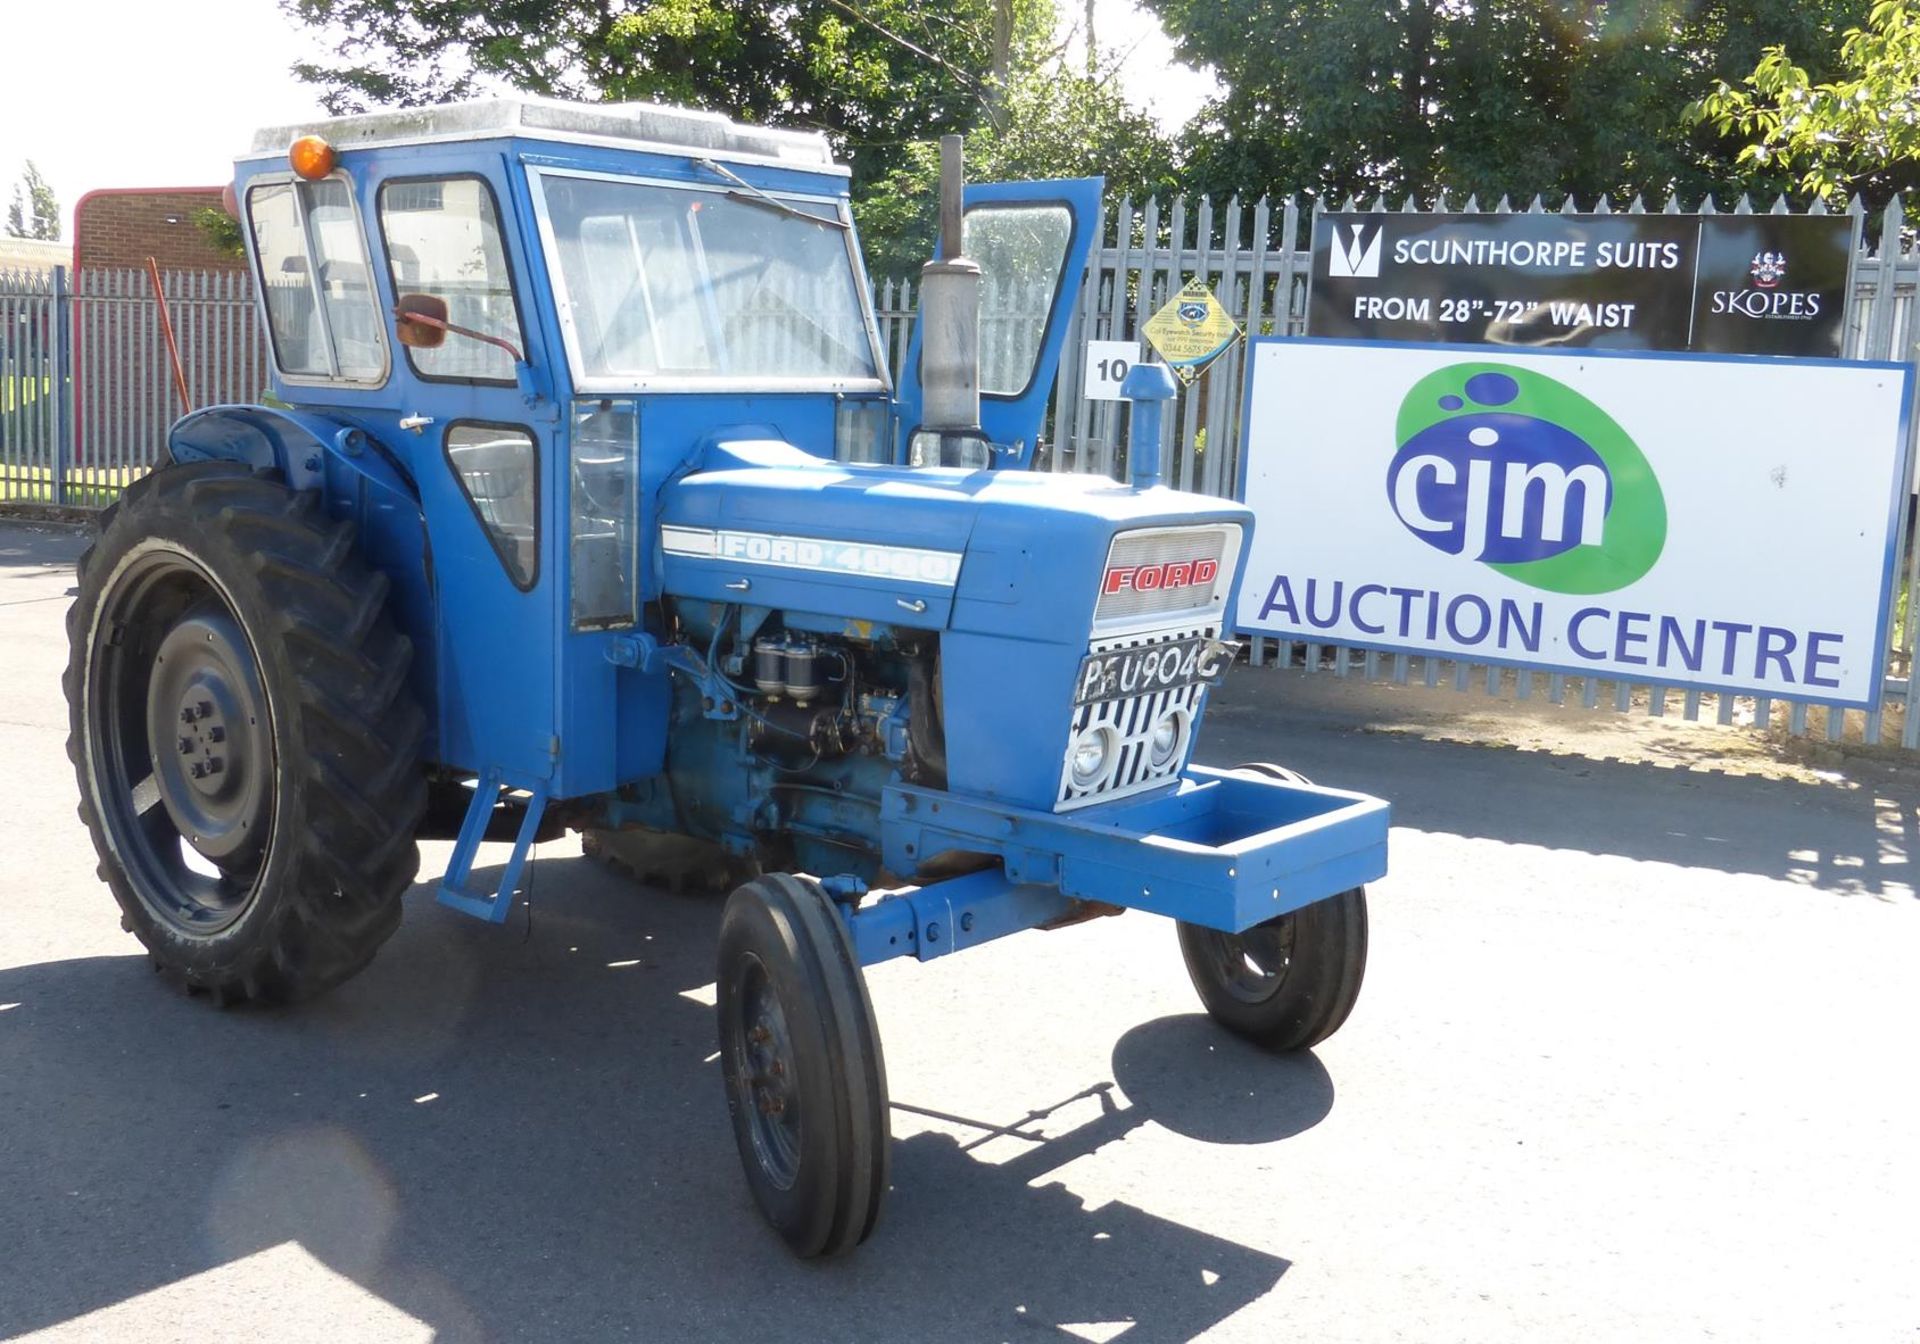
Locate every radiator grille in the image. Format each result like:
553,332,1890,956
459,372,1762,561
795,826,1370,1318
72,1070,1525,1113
1057,623,1217,810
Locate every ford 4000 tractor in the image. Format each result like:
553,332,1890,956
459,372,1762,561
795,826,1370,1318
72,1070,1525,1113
64,99,1389,1256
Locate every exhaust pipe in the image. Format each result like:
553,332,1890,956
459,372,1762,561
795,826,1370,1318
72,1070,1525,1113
912,135,987,467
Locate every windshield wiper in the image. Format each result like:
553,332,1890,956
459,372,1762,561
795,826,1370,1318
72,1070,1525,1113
694,157,850,232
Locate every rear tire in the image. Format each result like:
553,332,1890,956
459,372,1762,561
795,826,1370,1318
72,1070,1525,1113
716,873,889,1257
582,827,757,895
65,461,425,1004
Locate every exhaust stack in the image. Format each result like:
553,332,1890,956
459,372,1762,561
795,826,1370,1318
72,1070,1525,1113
912,135,987,467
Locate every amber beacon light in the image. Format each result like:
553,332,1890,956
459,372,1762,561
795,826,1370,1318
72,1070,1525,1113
288,135,337,180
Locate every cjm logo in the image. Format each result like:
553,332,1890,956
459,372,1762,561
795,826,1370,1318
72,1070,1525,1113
1387,365,1666,595
1391,444,1610,562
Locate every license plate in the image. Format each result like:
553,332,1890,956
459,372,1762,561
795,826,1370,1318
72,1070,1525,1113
1074,637,1239,705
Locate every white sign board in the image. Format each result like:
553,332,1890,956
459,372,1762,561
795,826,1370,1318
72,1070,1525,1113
1083,340,1142,401
1234,339,1911,709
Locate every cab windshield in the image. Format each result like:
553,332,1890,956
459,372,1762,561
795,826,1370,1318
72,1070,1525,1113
533,171,882,389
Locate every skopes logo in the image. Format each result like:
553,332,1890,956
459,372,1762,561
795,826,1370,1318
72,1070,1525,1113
1386,363,1666,594
1328,219,1384,278
1713,250,1825,321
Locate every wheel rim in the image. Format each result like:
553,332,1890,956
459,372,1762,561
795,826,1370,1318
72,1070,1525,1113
85,544,276,937
730,953,802,1191
1196,916,1297,1005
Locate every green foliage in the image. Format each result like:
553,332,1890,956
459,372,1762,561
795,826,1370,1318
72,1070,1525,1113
284,0,1039,195
1142,0,1859,205
191,207,247,261
858,52,1178,274
283,0,1169,272
1694,1,1920,203
6,161,59,242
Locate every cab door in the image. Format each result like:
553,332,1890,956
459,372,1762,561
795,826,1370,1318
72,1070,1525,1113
367,160,559,791
894,176,1103,467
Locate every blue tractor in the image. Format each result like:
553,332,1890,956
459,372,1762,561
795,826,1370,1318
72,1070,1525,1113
64,99,1389,1256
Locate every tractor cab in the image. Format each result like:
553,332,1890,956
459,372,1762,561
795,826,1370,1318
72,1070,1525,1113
188,98,1101,811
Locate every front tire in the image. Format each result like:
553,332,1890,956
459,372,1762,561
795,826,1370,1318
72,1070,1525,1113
65,462,426,1004
1177,887,1368,1051
1177,760,1367,1050
716,874,889,1257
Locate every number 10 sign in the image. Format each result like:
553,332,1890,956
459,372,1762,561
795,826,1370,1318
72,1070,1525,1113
1083,341,1141,401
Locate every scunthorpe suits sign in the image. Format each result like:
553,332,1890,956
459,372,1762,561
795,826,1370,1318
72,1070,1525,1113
1234,339,1911,708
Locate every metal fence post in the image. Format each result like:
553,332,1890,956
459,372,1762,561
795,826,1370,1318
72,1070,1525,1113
50,265,71,506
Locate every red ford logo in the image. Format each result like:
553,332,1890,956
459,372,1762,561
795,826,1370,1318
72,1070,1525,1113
1103,558,1219,595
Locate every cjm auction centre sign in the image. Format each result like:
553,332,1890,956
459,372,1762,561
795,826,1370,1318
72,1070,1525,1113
1233,339,1911,708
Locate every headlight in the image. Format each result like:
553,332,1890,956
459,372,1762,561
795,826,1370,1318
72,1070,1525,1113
1148,706,1189,771
1069,724,1118,790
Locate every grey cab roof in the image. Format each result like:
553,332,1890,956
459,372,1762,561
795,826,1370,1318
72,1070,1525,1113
244,95,844,175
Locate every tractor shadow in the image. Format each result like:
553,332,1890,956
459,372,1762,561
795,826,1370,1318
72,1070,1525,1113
0,853,1322,1342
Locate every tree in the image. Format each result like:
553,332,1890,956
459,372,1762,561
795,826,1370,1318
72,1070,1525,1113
1141,0,1859,205
283,0,1048,199
192,206,248,261
282,0,1168,269
1694,1,1920,204
6,161,59,242
858,50,1179,273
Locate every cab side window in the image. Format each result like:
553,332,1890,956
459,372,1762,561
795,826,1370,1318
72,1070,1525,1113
378,177,524,384
247,178,386,382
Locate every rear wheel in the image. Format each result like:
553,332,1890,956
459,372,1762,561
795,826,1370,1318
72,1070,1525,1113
65,462,425,1004
716,873,889,1257
1176,760,1368,1050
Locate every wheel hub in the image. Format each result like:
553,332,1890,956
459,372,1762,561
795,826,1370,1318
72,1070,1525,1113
736,962,802,1191
145,610,272,865
1206,917,1297,1004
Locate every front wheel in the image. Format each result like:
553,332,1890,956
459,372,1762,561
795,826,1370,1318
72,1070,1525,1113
1177,886,1369,1051
716,873,889,1257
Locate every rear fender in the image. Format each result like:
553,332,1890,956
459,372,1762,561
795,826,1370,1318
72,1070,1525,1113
168,404,438,747
168,404,415,499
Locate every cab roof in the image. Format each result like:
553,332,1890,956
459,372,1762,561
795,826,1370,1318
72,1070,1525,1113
242,95,843,175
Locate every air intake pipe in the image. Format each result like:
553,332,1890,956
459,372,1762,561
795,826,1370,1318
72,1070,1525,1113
911,135,988,468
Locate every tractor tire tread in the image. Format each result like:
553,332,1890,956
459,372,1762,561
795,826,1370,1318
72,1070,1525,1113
582,828,757,896
66,460,424,1006
717,873,889,1257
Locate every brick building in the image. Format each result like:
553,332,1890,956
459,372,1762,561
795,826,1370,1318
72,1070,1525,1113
72,187,244,274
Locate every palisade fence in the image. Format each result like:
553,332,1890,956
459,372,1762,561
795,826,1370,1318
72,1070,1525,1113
0,267,270,507
879,191,1920,752
6,188,1920,747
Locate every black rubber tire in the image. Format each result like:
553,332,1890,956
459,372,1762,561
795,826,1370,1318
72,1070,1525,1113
65,461,426,1005
1181,762,1364,1051
1177,887,1368,1051
1234,760,1311,785
716,873,889,1257
582,827,757,895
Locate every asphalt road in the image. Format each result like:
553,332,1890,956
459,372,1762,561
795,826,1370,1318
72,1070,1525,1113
2,518,1916,1343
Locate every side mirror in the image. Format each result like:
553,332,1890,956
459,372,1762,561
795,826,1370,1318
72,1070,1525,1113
395,293,448,350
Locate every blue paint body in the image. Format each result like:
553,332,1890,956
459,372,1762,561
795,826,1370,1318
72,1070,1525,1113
180,112,1388,949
